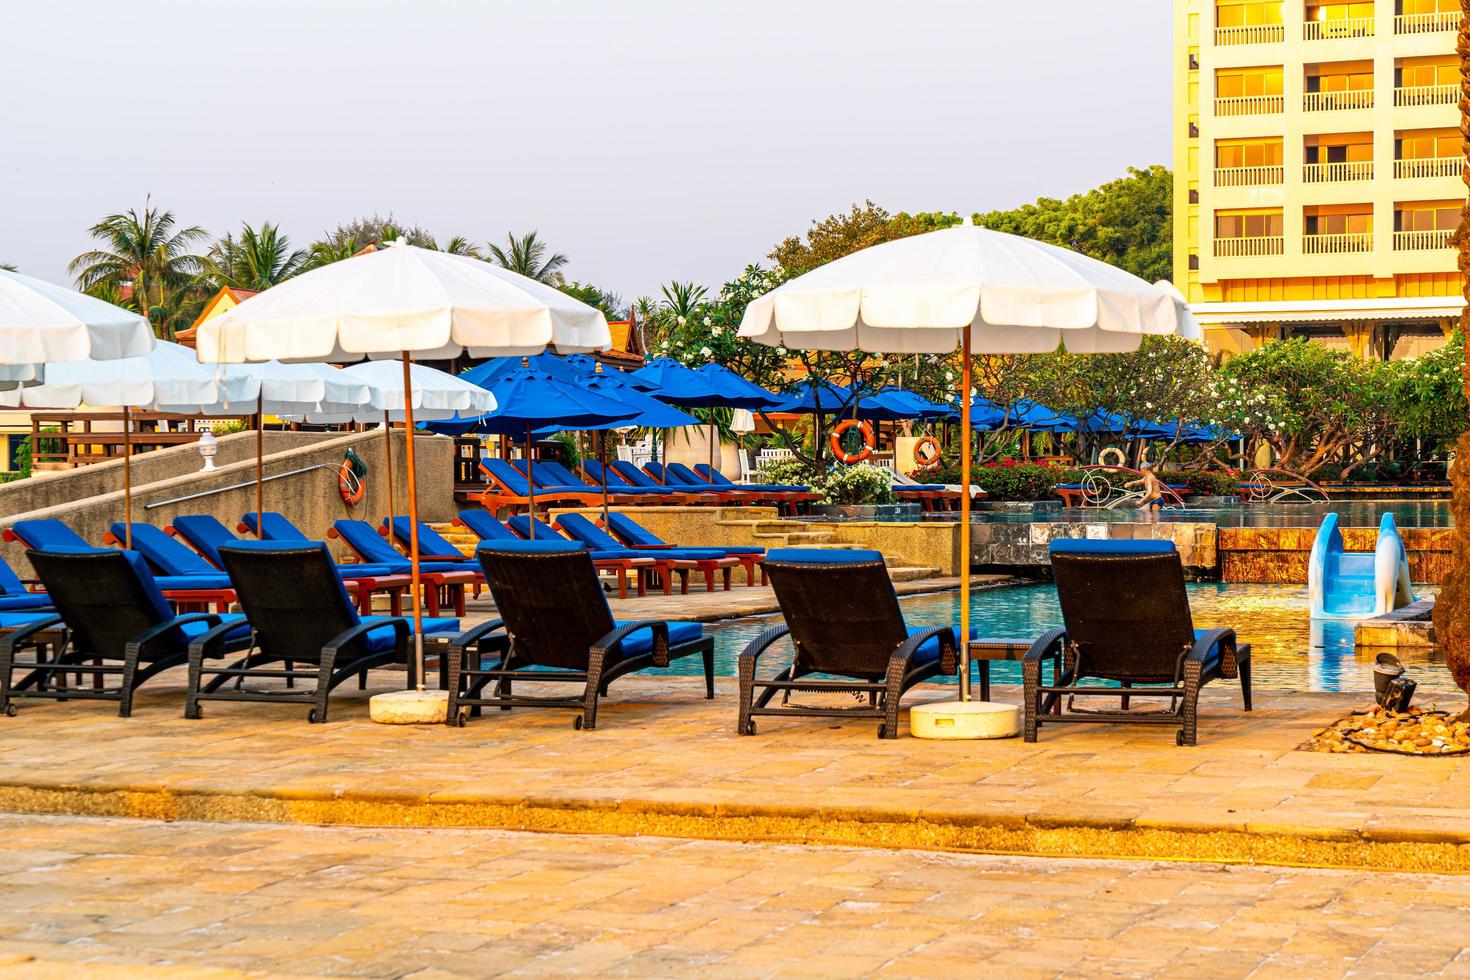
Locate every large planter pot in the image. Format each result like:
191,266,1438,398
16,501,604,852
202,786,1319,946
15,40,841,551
808,502,924,521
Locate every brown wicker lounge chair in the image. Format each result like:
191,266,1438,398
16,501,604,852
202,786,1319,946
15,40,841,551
446,540,714,730
1023,539,1252,746
738,549,961,739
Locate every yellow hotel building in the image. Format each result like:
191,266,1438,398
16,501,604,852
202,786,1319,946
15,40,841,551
1173,0,1464,359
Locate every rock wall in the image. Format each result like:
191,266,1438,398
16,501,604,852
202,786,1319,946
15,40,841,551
1220,527,1454,584
970,522,1218,577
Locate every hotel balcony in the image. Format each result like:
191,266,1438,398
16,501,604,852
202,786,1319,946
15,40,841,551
1394,157,1462,179
1214,236,1285,257
1215,23,1286,44
1394,84,1458,107
1303,17,1374,40
1215,94,1285,116
1394,11,1459,34
1304,90,1373,111
1215,165,1285,186
1302,232,1373,254
1394,229,1454,250
1302,161,1373,182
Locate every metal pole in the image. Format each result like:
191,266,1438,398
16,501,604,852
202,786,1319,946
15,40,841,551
383,410,395,524
958,327,973,702
400,353,425,692
122,406,133,550
255,392,264,539
525,422,536,540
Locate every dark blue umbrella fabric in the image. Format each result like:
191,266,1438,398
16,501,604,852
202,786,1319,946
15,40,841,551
424,368,637,436
692,363,784,411
531,371,700,435
770,379,855,415
859,387,950,422
458,353,587,390
630,358,723,407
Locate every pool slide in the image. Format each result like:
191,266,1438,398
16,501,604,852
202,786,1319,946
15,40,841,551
1308,512,1414,620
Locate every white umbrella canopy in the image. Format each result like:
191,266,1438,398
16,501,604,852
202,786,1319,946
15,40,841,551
195,241,611,363
283,362,496,423
0,268,155,364
738,223,1193,355
186,360,373,417
19,340,218,410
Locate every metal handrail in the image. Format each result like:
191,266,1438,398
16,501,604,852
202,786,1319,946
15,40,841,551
143,464,335,510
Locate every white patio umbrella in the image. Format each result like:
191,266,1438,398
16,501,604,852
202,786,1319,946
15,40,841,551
0,268,155,365
19,341,220,549
195,241,609,720
738,221,1197,728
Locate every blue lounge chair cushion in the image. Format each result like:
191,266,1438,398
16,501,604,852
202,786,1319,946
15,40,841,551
602,513,764,558
908,625,977,666
1049,539,1177,556
383,517,467,559
168,515,238,567
455,511,521,542
0,611,62,629
0,557,29,596
766,548,884,565
110,522,220,577
0,594,50,612
154,574,235,591
9,519,89,549
614,620,703,658
359,615,459,653
241,512,308,541
478,539,584,555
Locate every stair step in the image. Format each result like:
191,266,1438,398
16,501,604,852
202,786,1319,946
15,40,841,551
889,566,941,582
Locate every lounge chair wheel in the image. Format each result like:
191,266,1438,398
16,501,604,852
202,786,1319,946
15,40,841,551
3,704,15,717
573,715,583,730
876,723,887,738
1176,730,1185,746
186,705,202,720
454,709,467,728
308,709,319,724
743,719,757,735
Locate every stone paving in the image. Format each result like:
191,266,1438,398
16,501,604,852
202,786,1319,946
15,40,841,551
3,813,1470,978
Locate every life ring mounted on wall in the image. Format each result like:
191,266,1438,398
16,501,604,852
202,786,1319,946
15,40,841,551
830,419,876,464
1097,446,1127,468
912,435,942,473
338,449,367,507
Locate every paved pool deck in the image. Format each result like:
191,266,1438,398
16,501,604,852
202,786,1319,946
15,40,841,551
1,669,1467,875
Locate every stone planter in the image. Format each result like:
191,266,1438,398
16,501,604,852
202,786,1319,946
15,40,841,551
808,502,924,522
973,500,1061,513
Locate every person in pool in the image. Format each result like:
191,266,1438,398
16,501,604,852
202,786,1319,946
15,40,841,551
1125,462,1165,514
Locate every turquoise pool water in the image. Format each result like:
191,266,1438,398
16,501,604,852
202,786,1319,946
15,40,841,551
973,499,1452,528
679,582,1453,697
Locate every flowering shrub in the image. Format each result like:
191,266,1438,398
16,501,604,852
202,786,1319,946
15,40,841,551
820,464,895,505
756,456,819,487
929,461,1067,501
1176,470,1240,496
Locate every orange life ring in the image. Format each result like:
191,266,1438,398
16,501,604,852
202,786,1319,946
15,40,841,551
338,458,365,507
913,436,942,473
830,419,875,464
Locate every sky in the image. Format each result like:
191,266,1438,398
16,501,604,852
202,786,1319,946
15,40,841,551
0,0,1170,305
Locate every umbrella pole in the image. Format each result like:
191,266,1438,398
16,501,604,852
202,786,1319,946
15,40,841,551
600,431,610,524
400,353,425,692
122,406,133,551
383,411,395,524
958,327,973,702
525,422,535,540
255,393,264,540
707,417,715,482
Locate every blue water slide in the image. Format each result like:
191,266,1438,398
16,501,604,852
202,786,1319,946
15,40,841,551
1308,512,1415,620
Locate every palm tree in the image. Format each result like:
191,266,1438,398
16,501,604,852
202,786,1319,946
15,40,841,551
0,263,15,272
205,221,307,291
660,281,708,319
435,235,484,258
487,231,568,284
300,236,361,272
68,200,209,339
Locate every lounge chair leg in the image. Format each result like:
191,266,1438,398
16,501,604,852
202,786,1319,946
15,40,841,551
722,568,731,591
579,649,606,730
1120,680,1131,712
702,642,715,699
1022,658,1040,742
117,648,141,718
310,649,336,723
1179,662,1202,746
285,659,294,689
1239,653,1253,712
0,641,15,716
184,647,205,719
444,644,465,727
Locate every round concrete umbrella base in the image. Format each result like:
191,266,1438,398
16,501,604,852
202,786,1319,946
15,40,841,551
370,689,450,725
910,700,1021,740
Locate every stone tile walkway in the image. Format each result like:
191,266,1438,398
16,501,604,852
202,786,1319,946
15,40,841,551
3,814,1469,978
1,673,1467,872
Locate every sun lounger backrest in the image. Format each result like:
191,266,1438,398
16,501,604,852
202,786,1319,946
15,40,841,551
383,517,461,559
603,513,663,547
506,515,579,544
643,461,678,485
8,519,89,551
219,541,360,665
111,523,218,576
666,463,708,486
27,547,180,657
481,458,534,496
332,520,407,566
168,515,238,567
1048,540,1195,684
611,461,659,488
533,461,590,488
583,460,633,489
475,540,616,670
454,511,520,542
555,513,624,551
240,512,308,541
762,549,909,679
694,464,735,486
0,557,28,597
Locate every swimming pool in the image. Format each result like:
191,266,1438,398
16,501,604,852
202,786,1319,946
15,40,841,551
680,582,1453,696
972,499,1452,528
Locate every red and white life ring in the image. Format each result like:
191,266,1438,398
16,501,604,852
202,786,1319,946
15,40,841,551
830,419,876,464
912,435,942,473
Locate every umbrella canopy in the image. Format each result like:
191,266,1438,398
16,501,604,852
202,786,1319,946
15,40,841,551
425,368,635,436
195,241,611,363
857,387,951,422
18,340,218,410
629,358,723,407
0,268,155,366
770,379,856,415
692,363,784,411
195,360,373,417
533,371,699,434
739,223,1197,355
458,352,589,389
290,361,497,424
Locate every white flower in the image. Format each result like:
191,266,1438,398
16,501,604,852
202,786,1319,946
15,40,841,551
677,316,687,326
699,347,712,358
703,317,711,327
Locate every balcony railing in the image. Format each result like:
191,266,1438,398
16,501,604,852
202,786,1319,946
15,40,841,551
1302,161,1374,182
1214,236,1285,257
1215,23,1285,45
1394,229,1453,250
1395,157,1462,179
1304,90,1374,111
1395,11,1459,34
1395,85,1458,107
1302,232,1373,254
1215,165,1285,186
1304,17,1374,40
1215,94,1285,116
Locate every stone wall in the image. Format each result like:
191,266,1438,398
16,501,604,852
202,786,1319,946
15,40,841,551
0,429,453,575
1219,527,1453,584
970,521,1219,578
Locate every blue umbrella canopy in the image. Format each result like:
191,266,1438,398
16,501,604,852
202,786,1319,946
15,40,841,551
692,363,784,411
531,371,700,435
424,368,637,436
458,353,588,390
858,387,950,422
630,358,724,406
770,378,856,415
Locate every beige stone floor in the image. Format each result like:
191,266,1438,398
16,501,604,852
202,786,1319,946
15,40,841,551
2,813,1469,978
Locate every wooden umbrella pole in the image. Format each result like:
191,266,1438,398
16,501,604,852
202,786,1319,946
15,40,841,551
383,410,395,524
600,431,610,524
525,422,535,540
122,406,133,551
255,392,264,539
707,416,716,482
958,327,973,702
400,353,425,691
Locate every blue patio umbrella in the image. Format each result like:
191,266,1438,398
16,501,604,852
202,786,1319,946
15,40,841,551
458,352,587,390
693,363,785,411
424,368,637,535
770,378,856,415
862,387,950,422
630,358,723,406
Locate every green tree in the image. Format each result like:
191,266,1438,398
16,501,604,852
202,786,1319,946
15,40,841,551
205,221,307,291
68,200,210,340
433,235,483,258
318,214,434,251
0,263,15,272
487,231,568,284
301,236,361,271
1387,334,1467,453
558,281,625,320
770,201,961,274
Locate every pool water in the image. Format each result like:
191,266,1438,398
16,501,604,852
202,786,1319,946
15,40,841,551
680,582,1454,697
974,499,1452,528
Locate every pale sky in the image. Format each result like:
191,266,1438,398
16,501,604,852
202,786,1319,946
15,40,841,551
0,0,1170,304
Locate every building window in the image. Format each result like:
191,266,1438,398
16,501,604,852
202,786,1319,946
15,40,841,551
1189,254,1201,270
1214,209,1286,255
1395,128,1463,178
1216,66,1286,114
1216,0,1285,43
1394,201,1458,248
1190,189,1201,204
1304,1,1376,39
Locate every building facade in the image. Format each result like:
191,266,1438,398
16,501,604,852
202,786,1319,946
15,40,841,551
1173,0,1463,359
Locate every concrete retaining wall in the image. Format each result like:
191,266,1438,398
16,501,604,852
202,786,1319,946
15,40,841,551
1219,526,1453,584
970,521,1219,578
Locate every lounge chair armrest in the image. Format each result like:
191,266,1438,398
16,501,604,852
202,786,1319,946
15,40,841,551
129,612,222,659
737,624,791,674
325,618,409,660
1023,628,1067,662
0,613,65,652
450,618,507,657
893,625,958,675
187,617,249,661
1188,627,1237,666
593,620,670,667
